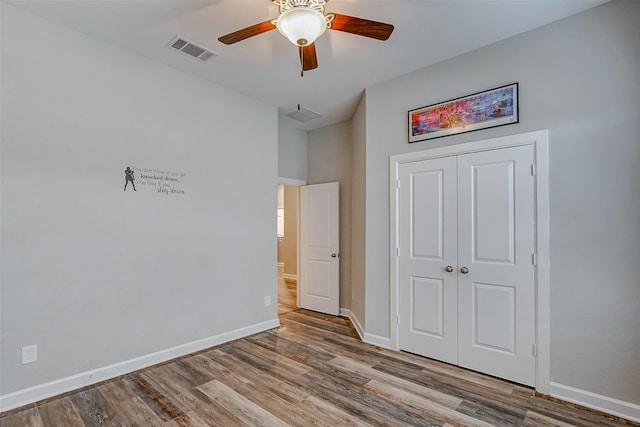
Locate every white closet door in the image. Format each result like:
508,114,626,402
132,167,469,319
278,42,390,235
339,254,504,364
398,156,458,364
397,144,536,387
457,145,536,386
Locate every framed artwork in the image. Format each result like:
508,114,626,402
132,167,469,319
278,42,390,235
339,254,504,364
408,83,519,143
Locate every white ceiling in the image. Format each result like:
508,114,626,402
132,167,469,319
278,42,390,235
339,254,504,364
10,0,605,131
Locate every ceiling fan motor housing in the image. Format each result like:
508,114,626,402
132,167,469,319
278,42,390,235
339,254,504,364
273,0,326,13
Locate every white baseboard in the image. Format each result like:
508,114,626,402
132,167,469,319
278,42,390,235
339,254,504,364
363,333,392,349
282,273,297,282
550,382,640,423
0,318,280,413
339,309,391,349
339,308,364,341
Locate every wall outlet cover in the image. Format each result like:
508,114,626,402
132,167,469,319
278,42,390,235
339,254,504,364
22,345,38,364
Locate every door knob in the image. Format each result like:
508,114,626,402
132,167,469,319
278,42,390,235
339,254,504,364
460,267,469,274
445,265,454,273
331,253,338,258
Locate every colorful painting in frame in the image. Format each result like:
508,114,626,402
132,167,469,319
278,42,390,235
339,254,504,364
408,83,519,143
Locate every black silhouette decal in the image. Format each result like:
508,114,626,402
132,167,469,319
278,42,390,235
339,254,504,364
124,166,136,191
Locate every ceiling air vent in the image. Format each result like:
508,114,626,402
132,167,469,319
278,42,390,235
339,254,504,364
167,36,217,62
285,107,322,123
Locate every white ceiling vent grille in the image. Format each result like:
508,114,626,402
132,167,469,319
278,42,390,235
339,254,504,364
167,36,217,62
284,107,322,123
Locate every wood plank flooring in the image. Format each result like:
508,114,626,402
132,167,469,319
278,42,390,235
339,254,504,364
277,266,297,317
1,269,637,426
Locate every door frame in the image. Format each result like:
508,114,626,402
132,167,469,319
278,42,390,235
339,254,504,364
389,129,550,394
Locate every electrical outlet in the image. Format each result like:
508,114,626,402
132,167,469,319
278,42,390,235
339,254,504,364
264,296,271,307
22,345,37,365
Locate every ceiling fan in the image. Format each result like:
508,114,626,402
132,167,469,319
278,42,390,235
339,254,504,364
218,0,394,73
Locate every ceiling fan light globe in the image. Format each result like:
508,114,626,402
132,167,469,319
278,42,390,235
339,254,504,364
276,7,327,47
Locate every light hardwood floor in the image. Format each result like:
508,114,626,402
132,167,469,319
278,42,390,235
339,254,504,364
277,264,297,317
1,269,636,426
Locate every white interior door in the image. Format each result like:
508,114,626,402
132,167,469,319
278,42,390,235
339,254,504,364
300,182,339,315
398,157,458,364
457,145,536,386
398,145,536,386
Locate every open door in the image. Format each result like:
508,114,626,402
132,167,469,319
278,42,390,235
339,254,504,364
299,182,339,315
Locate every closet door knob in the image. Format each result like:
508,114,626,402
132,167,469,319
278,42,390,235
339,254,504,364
460,267,469,274
445,265,454,273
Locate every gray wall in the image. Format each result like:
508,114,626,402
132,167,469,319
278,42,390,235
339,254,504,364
363,1,639,405
307,121,353,310
1,5,278,395
350,96,367,328
278,117,308,181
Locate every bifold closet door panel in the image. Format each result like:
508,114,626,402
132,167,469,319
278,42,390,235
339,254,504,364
398,156,458,364
457,145,536,387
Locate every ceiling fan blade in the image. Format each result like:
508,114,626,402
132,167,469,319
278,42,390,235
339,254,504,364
299,43,318,71
218,21,275,45
330,14,394,41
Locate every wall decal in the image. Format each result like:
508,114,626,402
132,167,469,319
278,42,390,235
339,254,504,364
123,166,187,196
124,166,136,191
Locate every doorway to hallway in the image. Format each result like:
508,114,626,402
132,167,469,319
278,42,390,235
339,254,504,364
276,179,304,317
275,180,340,317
